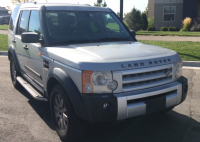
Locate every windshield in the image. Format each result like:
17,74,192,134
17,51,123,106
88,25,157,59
45,11,134,45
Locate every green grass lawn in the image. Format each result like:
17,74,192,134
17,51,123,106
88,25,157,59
139,40,200,61
137,31,200,37
0,25,8,30
0,34,8,51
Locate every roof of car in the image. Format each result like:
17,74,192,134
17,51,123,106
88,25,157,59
19,3,112,12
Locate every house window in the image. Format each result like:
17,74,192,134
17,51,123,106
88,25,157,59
163,6,176,22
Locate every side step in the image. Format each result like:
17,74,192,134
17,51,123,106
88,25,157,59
17,77,48,102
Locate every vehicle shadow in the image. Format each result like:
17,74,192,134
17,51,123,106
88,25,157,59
16,88,200,142
16,88,55,130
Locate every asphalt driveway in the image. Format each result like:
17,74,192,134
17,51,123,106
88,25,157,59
0,56,200,142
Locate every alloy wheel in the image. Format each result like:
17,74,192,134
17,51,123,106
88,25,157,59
54,94,68,132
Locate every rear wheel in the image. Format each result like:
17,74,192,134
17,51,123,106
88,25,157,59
10,57,21,88
50,84,88,142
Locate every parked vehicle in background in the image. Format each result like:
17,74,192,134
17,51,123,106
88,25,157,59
8,2,188,142
0,15,10,25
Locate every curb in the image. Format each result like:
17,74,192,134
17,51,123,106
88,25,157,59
183,61,200,68
0,51,200,68
0,51,8,56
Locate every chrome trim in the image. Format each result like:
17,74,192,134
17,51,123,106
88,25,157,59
122,64,172,75
21,71,45,94
115,82,182,120
123,78,172,92
24,65,42,79
17,77,47,102
126,85,178,100
113,64,173,93
113,71,123,93
123,71,172,84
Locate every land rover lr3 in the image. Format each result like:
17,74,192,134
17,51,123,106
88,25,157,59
8,3,188,142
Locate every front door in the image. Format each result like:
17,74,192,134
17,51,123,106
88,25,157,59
14,10,30,72
25,10,44,86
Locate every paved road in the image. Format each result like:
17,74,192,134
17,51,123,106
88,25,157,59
0,30,8,35
136,35,200,42
1,56,200,142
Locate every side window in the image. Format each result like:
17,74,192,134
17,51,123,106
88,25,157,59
17,10,29,35
28,10,41,34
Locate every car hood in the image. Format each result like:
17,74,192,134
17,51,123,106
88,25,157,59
42,41,181,71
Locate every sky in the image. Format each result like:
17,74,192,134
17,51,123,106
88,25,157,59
0,0,148,14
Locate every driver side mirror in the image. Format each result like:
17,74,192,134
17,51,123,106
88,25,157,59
130,30,136,38
21,32,41,43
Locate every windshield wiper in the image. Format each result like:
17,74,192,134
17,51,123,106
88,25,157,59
52,40,90,45
100,37,130,42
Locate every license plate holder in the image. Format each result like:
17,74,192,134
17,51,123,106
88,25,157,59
146,95,166,114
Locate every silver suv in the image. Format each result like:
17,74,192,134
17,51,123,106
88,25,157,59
8,2,188,142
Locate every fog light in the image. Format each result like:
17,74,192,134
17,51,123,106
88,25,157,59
102,103,110,110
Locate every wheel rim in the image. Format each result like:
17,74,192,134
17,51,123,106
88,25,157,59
54,94,68,132
11,61,17,81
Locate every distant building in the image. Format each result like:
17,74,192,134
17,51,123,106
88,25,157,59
148,0,200,30
0,7,9,16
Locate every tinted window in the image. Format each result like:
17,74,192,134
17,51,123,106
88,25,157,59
28,10,41,33
17,10,29,35
9,5,20,31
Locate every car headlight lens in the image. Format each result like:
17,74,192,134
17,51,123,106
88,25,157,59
107,80,118,91
92,72,110,85
82,71,117,93
174,61,182,80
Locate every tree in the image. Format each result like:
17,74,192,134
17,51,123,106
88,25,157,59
144,4,148,18
141,12,148,30
11,0,35,5
94,0,107,7
126,7,142,31
117,12,120,18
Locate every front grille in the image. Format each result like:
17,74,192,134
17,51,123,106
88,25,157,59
122,64,173,92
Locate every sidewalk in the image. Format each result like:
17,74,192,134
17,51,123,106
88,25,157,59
0,30,8,34
136,35,200,42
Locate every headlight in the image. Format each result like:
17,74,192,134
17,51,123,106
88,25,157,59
174,61,182,80
82,71,118,93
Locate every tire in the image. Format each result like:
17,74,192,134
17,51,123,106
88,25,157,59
50,84,88,142
10,56,21,88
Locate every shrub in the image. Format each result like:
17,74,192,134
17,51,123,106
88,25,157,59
181,17,192,31
147,27,156,31
141,13,148,30
160,26,168,31
168,27,179,31
148,16,154,28
191,18,200,31
126,7,142,31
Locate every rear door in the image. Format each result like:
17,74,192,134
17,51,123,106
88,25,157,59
14,10,30,72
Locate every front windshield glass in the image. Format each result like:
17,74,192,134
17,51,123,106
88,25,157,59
45,11,134,45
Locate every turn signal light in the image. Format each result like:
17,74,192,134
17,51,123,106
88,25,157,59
82,71,93,93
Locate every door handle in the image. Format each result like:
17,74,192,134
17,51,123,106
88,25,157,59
23,45,28,50
12,39,16,43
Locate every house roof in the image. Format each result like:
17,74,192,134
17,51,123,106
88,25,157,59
0,7,8,11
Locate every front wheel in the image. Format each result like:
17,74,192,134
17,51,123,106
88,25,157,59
50,84,88,142
10,57,21,88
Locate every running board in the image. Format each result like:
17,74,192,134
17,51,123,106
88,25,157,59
17,77,48,102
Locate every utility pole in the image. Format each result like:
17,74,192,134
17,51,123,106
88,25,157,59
120,0,123,20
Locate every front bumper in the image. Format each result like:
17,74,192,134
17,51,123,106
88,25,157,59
80,76,188,123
